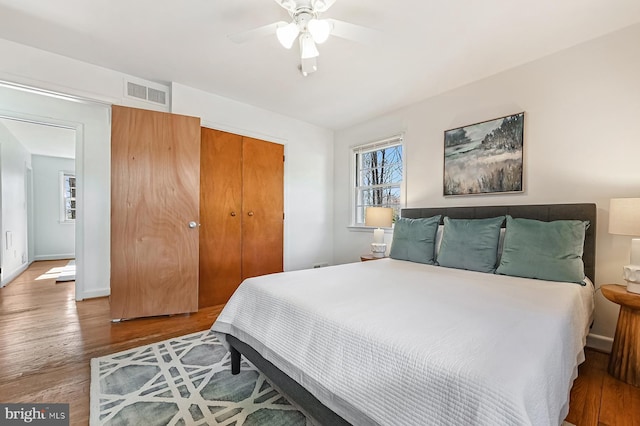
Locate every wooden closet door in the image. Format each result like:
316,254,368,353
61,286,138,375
199,128,243,307
110,106,200,320
242,137,284,279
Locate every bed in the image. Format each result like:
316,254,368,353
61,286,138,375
211,203,597,426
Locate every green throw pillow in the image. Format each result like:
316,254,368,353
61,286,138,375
496,215,588,284
436,216,505,273
389,216,441,264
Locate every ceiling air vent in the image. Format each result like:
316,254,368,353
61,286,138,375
147,87,166,105
124,78,170,107
126,82,147,100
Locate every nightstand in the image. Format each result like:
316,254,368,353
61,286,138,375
360,255,384,262
601,284,640,387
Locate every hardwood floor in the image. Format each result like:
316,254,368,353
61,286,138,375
1,260,639,425
0,260,223,425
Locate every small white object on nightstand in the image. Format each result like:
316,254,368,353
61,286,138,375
623,265,640,294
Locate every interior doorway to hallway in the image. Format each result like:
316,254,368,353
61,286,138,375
0,116,77,293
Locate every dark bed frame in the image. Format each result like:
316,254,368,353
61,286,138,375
228,203,597,425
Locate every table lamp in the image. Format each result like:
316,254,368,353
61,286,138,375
609,198,640,294
365,207,393,258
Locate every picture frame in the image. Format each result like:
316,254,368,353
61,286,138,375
443,112,524,196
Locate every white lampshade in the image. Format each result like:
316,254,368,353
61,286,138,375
365,207,393,256
276,22,300,49
609,198,640,236
308,18,331,44
365,207,394,228
299,33,319,59
609,198,640,292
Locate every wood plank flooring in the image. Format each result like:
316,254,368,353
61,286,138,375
0,260,222,425
1,260,639,425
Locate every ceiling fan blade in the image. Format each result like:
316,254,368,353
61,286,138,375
274,0,297,13
326,19,381,44
228,21,287,44
313,0,337,13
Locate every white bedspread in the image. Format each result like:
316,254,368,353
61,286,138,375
211,258,594,426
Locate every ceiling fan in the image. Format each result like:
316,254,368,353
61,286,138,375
229,0,377,76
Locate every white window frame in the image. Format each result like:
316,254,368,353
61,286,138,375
59,171,76,223
350,134,405,228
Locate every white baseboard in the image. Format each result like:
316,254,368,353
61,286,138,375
34,254,75,261
586,333,613,353
0,262,31,287
78,287,110,300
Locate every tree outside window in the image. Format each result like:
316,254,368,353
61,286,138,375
353,137,403,225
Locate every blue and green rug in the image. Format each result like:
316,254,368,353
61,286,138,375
90,331,309,425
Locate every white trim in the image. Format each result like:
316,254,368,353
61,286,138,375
585,333,613,353
0,79,111,106
347,226,394,233
0,262,29,287
34,253,75,261
350,133,405,226
81,287,110,300
351,134,404,153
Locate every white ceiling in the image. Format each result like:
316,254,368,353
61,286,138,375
0,118,75,158
0,0,638,130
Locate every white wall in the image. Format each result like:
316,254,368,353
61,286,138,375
32,155,75,260
0,39,173,299
0,85,111,300
0,38,335,299
0,121,31,285
172,83,335,271
0,38,169,112
334,24,640,350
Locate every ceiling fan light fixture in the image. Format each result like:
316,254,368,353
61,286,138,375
300,57,318,77
308,19,331,44
276,22,300,49
299,33,319,59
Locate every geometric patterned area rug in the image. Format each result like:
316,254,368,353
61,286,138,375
90,330,311,426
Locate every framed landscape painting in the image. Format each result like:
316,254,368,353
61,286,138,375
443,112,524,196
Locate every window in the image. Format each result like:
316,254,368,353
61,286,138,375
60,172,76,222
352,135,404,226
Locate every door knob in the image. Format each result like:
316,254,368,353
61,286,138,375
230,212,237,217
188,221,198,228
248,211,254,217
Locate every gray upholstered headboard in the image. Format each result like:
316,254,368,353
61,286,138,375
401,203,597,284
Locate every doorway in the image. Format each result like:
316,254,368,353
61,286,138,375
0,116,77,292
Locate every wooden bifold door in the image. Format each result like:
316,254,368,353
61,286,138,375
199,128,284,308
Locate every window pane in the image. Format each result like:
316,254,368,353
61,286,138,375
353,141,403,225
358,186,400,206
62,173,77,222
357,145,403,186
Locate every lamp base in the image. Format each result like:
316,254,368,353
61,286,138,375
623,265,640,294
370,243,387,258
627,281,640,294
